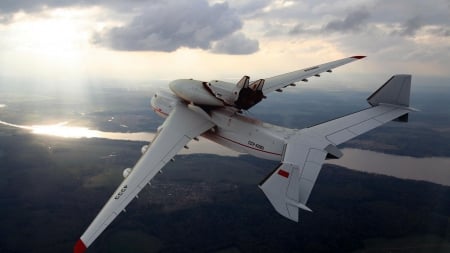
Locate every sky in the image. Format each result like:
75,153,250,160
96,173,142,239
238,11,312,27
0,0,449,89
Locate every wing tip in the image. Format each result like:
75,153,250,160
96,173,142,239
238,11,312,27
74,239,87,253
351,55,366,59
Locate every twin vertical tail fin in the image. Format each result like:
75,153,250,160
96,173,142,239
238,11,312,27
367,75,411,107
367,74,412,122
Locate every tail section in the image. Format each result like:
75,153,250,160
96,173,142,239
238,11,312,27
367,74,411,107
367,74,412,122
259,74,414,222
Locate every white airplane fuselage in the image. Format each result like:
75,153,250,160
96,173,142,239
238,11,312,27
150,84,291,161
75,56,417,253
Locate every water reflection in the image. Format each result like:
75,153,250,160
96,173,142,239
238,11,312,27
0,120,239,156
31,122,98,138
0,120,154,141
327,148,450,186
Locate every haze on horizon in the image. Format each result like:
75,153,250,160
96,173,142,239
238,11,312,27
0,0,449,92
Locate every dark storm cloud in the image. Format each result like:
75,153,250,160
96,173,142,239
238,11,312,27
211,33,259,55
93,1,248,52
323,9,370,32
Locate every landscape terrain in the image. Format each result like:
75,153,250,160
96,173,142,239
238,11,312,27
0,78,449,252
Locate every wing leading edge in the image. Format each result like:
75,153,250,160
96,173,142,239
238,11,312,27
75,103,214,253
261,56,366,95
260,75,413,221
229,56,365,110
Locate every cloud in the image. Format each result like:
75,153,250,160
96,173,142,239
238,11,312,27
0,13,13,23
391,16,423,37
323,9,370,32
211,32,259,54
1,0,448,64
0,0,83,15
93,0,248,52
289,24,306,35
429,27,450,37
283,8,372,36
225,0,272,15
0,0,260,54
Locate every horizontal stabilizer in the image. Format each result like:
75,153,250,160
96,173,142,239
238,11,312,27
259,139,327,222
259,163,304,222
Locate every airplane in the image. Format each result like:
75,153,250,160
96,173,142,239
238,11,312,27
74,56,414,253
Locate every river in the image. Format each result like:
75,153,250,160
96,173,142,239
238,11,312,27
1,119,449,186
327,148,450,186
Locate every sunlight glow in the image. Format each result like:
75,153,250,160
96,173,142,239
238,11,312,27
9,9,93,59
31,122,99,138
0,8,101,82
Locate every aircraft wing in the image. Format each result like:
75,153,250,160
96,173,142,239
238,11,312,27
261,56,365,95
260,75,413,221
74,103,214,253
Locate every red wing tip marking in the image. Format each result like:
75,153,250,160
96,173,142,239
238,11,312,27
351,55,366,59
74,239,87,253
277,169,290,178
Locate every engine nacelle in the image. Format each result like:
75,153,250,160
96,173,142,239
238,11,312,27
123,168,132,178
141,144,149,154
150,90,179,118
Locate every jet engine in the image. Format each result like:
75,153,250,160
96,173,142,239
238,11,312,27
141,145,149,154
123,168,132,178
150,90,178,118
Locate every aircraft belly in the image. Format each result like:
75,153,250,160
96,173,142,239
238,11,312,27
203,127,284,161
207,109,286,160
